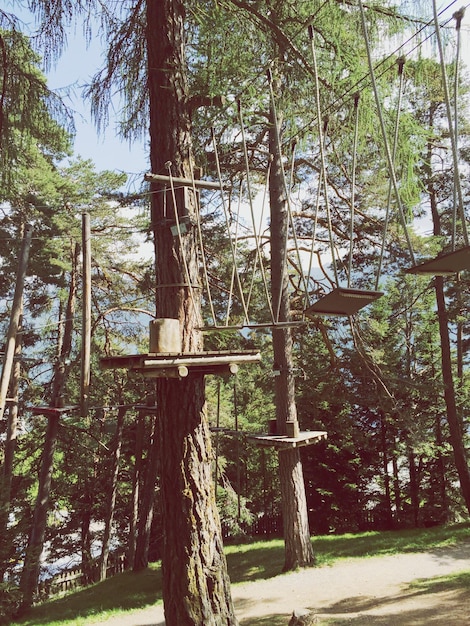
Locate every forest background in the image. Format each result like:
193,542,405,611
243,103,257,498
1,0,470,621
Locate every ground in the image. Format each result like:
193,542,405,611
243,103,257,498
93,543,470,625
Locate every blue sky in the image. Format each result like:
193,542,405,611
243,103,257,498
7,1,148,185
46,35,149,184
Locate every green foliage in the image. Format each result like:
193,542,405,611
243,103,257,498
0,582,22,624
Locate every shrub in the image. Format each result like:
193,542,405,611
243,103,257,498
0,583,22,624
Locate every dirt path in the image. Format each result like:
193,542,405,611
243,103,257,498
93,543,470,625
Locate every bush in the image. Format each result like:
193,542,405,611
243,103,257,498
0,583,22,624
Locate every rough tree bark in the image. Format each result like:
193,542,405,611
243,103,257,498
128,408,145,568
99,405,127,581
268,84,315,571
19,243,78,610
146,1,238,623
424,114,470,515
133,413,159,572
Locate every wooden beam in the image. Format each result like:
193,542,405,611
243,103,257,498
247,430,327,449
144,172,227,191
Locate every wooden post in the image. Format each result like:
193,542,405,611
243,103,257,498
0,223,33,422
81,212,91,417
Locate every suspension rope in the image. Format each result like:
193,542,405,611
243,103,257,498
211,127,251,325
348,92,360,287
226,181,243,325
304,159,324,312
452,7,466,248
237,100,276,323
266,69,310,321
166,162,201,325
189,158,217,326
432,0,468,247
246,157,273,316
375,56,406,290
308,25,339,286
358,0,416,266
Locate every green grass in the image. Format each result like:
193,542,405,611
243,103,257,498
11,523,470,626
409,570,470,594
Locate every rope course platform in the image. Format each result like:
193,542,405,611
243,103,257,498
100,350,261,378
305,287,383,317
247,430,327,449
405,246,470,276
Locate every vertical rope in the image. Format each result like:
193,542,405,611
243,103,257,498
349,92,360,287
375,56,406,290
211,127,251,324
358,1,416,265
266,70,310,321
166,162,201,326
451,7,465,249
246,159,272,314
308,25,339,285
432,0,468,247
237,102,276,323
188,159,217,326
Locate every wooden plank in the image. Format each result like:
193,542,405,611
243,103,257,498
247,430,327,449
100,350,261,372
30,406,79,418
305,287,383,317
405,246,470,275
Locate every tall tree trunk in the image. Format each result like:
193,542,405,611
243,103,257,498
408,446,420,527
19,413,60,610
268,88,315,570
19,243,78,611
435,413,448,522
99,405,127,581
423,117,470,515
392,449,401,525
146,1,237,622
128,408,145,568
80,480,95,585
434,276,470,512
380,414,393,529
0,315,23,580
133,413,159,572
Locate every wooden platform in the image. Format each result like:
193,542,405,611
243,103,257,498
305,287,383,317
30,406,79,418
405,246,470,276
100,350,261,378
247,430,327,449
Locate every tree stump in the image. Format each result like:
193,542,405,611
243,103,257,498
288,608,318,625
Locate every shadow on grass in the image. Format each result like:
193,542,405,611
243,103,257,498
313,523,470,566
226,539,285,583
408,569,470,594
240,615,288,626
227,523,470,583
14,566,163,625
316,571,470,625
